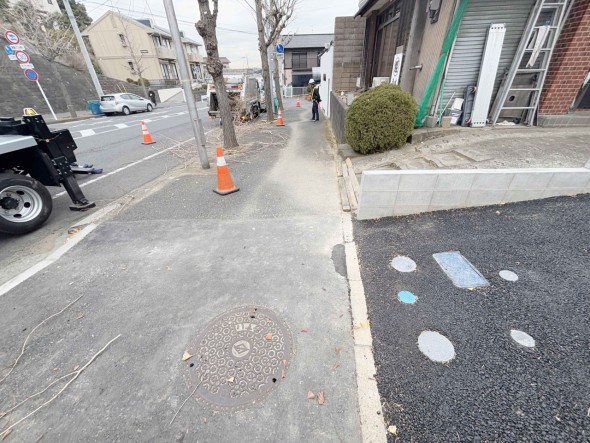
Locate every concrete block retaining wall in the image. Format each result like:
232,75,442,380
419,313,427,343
357,167,590,220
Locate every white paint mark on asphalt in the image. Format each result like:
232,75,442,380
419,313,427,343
499,270,519,282
79,129,96,137
510,330,535,348
0,223,98,297
115,123,128,129
391,256,417,272
418,331,456,363
52,137,194,199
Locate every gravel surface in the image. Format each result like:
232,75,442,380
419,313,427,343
354,195,590,442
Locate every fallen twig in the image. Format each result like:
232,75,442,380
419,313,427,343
0,335,121,435
0,295,84,385
169,381,201,426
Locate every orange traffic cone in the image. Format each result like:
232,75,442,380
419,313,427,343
296,100,300,107
213,147,239,195
141,120,155,145
276,107,285,126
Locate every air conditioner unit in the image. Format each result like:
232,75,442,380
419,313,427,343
372,77,390,87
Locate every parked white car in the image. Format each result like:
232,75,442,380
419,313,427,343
100,93,154,116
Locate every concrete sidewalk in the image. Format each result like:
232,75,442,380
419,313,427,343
0,100,367,441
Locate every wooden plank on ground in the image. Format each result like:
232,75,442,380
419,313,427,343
345,158,361,202
336,160,343,177
338,177,351,212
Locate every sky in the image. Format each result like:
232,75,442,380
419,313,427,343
78,0,359,68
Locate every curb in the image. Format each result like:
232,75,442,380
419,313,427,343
342,213,387,443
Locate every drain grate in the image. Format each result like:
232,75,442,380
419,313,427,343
184,305,294,411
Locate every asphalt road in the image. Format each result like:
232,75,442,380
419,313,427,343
0,102,217,286
354,195,590,442
0,104,361,442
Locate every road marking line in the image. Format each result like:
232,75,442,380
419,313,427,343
0,223,98,298
53,137,195,199
79,129,96,137
115,123,128,129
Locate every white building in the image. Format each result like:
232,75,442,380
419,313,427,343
318,41,334,118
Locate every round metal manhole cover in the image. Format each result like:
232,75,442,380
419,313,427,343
184,306,294,411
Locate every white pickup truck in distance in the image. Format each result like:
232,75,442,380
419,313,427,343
207,75,262,121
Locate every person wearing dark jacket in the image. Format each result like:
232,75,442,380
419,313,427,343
309,78,321,121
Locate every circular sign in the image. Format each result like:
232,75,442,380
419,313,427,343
15,50,29,64
4,30,20,45
276,43,284,54
24,69,38,82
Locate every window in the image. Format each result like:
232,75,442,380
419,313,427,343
152,35,161,47
119,34,127,47
47,0,53,4
292,53,307,70
128,61,135,72
160,63,171,79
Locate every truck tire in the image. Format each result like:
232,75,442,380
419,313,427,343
0,174,52,235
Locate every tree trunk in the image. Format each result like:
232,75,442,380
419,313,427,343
255,0,274,122
139,75,148,98
51,62,77,118
196,0,238,148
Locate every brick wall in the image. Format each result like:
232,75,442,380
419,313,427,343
333,16,366,93
539,0,590,115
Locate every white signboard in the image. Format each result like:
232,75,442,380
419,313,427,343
19,63,34,69
9,44,25,51
8,54,17,61
390,53,403,85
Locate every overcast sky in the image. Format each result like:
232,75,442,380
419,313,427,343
79,0,359,68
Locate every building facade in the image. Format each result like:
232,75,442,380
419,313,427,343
282,34,334,87
83,11,203,88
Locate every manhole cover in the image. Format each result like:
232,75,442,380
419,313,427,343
184,306,294,411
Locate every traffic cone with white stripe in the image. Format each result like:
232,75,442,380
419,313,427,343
140,120,155,145
213,147,239,195
276,107,285,126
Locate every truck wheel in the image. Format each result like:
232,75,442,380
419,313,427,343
0,175,52,235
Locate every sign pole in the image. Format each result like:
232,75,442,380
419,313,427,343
36,80,57,121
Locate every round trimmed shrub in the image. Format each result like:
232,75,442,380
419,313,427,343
345,84,417,155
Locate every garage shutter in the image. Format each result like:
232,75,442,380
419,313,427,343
442,0,535,113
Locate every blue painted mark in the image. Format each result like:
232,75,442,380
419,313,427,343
398,291,417,304
433,251,489,289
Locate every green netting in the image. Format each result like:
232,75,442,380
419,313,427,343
415,0,470,127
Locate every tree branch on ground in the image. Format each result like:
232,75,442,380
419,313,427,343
0,295,84,386
0,335,121,438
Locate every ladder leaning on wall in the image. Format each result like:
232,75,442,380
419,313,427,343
490,0,573,126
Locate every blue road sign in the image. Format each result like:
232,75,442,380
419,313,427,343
276,43,284,54
24,68,39,82
4,45,14,56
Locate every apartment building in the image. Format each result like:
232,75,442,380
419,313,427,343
83,11,203,87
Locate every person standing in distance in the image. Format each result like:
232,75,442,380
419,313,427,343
309,78,321,121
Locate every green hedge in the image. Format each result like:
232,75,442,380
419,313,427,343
345,84,417,155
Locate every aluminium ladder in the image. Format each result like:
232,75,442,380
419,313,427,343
490,0,573,126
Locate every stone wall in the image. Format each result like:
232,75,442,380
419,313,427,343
0,51,147,118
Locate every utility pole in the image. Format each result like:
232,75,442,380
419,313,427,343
62,0,103,97
163,0,210,169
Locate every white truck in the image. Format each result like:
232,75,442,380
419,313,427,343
207,75,262,121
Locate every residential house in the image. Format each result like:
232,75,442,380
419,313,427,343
82,11,203,88
337,0,589,128
282,34,334,87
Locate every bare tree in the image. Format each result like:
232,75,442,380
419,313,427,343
118,14,148,97
254,0,298,122
7,2,78,117
196,0,238,149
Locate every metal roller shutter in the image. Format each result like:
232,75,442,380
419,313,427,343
442,0,535,114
